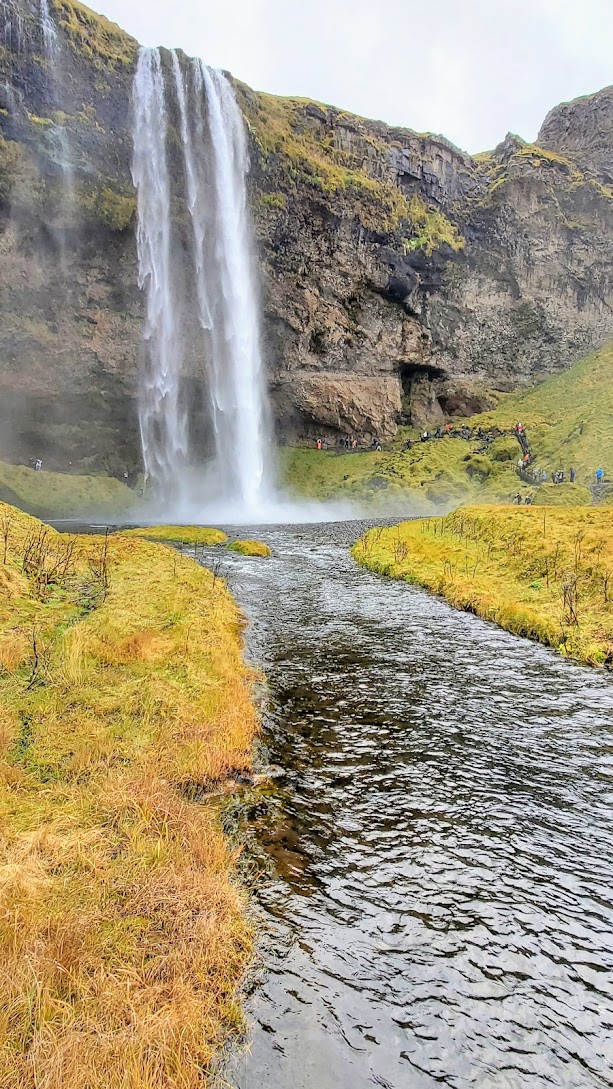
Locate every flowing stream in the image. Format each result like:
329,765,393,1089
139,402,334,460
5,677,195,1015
200,522,613,1089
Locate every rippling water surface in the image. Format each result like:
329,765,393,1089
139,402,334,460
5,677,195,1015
212,521,613,1089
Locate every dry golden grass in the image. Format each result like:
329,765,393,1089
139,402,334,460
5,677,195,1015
354,506,613,666
0,503,258,1087
120,526,228,546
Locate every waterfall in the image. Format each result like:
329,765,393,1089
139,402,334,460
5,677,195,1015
131,46,274,517
39,0,56,55
38,0,74,219
170,52,212,336
132,48,188,496
196,61,272,515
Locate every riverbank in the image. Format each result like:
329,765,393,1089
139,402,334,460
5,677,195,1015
353,506,613,666
0,505,258,1087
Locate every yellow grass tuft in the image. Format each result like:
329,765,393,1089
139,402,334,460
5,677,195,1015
120,525,228,545
354,506,613,666
0,502,258,1087
228,539,272,558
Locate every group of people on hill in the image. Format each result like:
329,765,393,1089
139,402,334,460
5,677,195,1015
315,435,382,452
524,465,607,486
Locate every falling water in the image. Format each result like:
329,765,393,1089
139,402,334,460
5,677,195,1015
38,0,75,222
1,0,25,56
131,46,274,517
196,60,272,515
39,0,56,55
131,48,188,496
170,52,212,336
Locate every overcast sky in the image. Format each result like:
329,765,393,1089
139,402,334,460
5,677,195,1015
94,0,611,153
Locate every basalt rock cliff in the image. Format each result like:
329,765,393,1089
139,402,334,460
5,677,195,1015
0,0,612,472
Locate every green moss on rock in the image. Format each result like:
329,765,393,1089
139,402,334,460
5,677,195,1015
54,0,138,69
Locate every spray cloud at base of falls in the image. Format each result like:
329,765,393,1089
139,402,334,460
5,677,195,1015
132,47,276,521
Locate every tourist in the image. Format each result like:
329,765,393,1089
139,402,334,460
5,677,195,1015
35,458,42,471
445,424,451,435
316,438,322,451
525,495,533,505
541,470,547,483
596,467,604,484
421,431,428,443
515,493,523,504
570,467,576,483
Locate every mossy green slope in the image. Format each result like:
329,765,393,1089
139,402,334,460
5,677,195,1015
0,461,135,521
471,343,613,484
239,88,463,252
281,436,523,510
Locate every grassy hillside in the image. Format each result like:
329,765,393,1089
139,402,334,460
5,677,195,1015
282,344,613,508
0,461,135,521
281,434,525,510
471,343,613,484
0,505,257,1086
354,506,613,666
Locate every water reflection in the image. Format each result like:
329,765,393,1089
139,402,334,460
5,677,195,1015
214,522,613,1089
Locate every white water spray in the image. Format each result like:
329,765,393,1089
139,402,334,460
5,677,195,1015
170,52,212,336
132,48,188,496
132,47,274,518
39,0,56,55
38,0,74,222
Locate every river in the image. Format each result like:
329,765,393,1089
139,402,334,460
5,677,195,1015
202,520,613,1089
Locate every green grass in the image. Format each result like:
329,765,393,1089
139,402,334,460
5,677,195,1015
470,343,613,485
354,506,613,666
280,437,522,511
120,525,228,546
280,343,613,508
0,461,135,521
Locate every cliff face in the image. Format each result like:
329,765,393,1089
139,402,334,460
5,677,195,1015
0,0,612,472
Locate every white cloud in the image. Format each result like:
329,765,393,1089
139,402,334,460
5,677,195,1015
93,0,612,152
